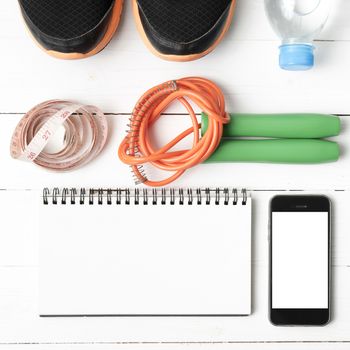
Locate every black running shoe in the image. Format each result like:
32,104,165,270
132,0,236,62
18,0,123,59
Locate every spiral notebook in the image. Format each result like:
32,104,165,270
39,188,252,316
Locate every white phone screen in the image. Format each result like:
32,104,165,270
272,212,329,309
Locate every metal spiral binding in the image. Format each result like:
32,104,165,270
89,189,94,205
215,188,220,205
152,189,157,205
80,188,85,204
196,188,202,205
161,189,166,205
187,189,193,205
205,188,210,205
143,188,148,205
52,188,59,205
224,188,229,205
116,189,122,205
233,188,238,205
43,188,249,206
135,189,140,205
170,188,175,205
107,189,112,205
98,189,104,205
179,189,184,205
242,188,248,205
62,188,68,204
43,188,49,205
126,189,130,205
70,188,77,204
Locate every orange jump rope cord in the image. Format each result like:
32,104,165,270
118,77,230,187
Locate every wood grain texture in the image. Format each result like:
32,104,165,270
1,0,350,349
0,344,350,350
1,0,350,114
0,114,348,190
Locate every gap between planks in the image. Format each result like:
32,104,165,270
1,340,350,345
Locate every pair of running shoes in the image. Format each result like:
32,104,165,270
18,0,236,61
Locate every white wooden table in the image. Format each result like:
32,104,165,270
0,0,350,349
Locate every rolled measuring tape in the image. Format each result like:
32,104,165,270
10,100,108,171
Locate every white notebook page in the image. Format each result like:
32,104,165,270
39,190,251,316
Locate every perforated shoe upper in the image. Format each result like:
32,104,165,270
136,0,233,57
18,0,117,54
19,0,114,39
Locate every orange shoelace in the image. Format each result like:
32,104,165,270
118,77,230,187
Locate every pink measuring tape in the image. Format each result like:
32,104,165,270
10,100,108,171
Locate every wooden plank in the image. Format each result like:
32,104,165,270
0,265,348,343
0,1,350,113
1,40,350,114
1,0,350,347
0,191,349,344
0,343,350,350
1,190,349,266
0,114,348,190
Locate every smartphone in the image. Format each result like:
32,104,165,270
269,195,331,326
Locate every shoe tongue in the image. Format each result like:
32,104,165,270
19,0,115,39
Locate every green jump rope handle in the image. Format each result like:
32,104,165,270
201,113,340,163
205,139,339,163
201,113,341,138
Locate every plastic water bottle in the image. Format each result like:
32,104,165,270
265,0,331,71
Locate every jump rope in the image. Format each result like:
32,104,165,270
11,77,341,186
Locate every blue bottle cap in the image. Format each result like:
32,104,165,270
279,44,314,71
